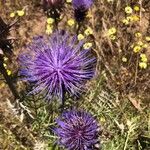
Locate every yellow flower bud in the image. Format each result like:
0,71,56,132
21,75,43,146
17,10,25,16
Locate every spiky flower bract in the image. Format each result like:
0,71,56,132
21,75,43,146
72,0,93,22
19,31,96,102
54,110,100,150
43,0,64,18
0,17,14,56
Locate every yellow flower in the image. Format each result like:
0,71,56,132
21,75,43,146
46,25,53,35
47,18,54,24
107,0,114,2
6,70,12,76
108,27,117,35
137,41,144,46
4,57,8,61
125,6,133,14
134,6,140,11
135,32,142,38
86,12,92,18
122,19,129,25
127,16,133,22
84,27,93,36
83,42,92,49
10,12,15,18
110,35,116,40
145,36,150,42
132,15,140,21
0,83,5,89
77,34,85,40
140,54,148,62
142,44,148,48
122,57,127,62
3,63,7,68
66,0,72,3
67,19,75,26
139,62,147,69
17,10,25,16
133,45,141,53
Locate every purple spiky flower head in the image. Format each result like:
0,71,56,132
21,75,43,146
19,31,96,102
72,0,93,22
54,110,100,150
72,0,93,10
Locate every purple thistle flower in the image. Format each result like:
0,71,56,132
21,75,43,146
54,110,100,150
72,0,93,22
72,0,93,10
19,31,96,102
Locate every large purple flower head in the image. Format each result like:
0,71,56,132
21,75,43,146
54,110,100,150
19,31,96,102
72,0,93,22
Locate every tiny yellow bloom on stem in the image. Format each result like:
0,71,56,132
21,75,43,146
133,45,141,53
17,10,25,16
0,83,5,89
108,27,117,35
67,19,75,26
84,27,93,36
122,19,129,25
110,35,116,40
66,0,72,3
10,12,15,18
137,41,144,46
127,16,133,22
142,44,148,48
47,18,54,24
4,57,8,61
77,34,85,40
134,6,140,11
132,15,140,21
139,62,147,69
145,36,150,42
140,54,148,62
125,6,133,14
122,57,127,62
3,63,7,68
46,25,53,35
6,69,12,76
46,28,53,35
135,32,142,38
86,12,92,18
83,42,92,49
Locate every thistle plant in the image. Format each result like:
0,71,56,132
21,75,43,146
19,30,96,104
54,109,100,150
72,0,93,22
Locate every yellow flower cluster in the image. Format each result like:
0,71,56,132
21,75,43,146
77,27,93,49
139,53,148,69
133,32,150,54
3,57,12,76
107,27,117,40
67,19,75,27
84,27,93,36
123,6,140,25
46,18,54,35
10,9,25,18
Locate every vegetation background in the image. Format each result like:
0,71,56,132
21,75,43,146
0,0,150,149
